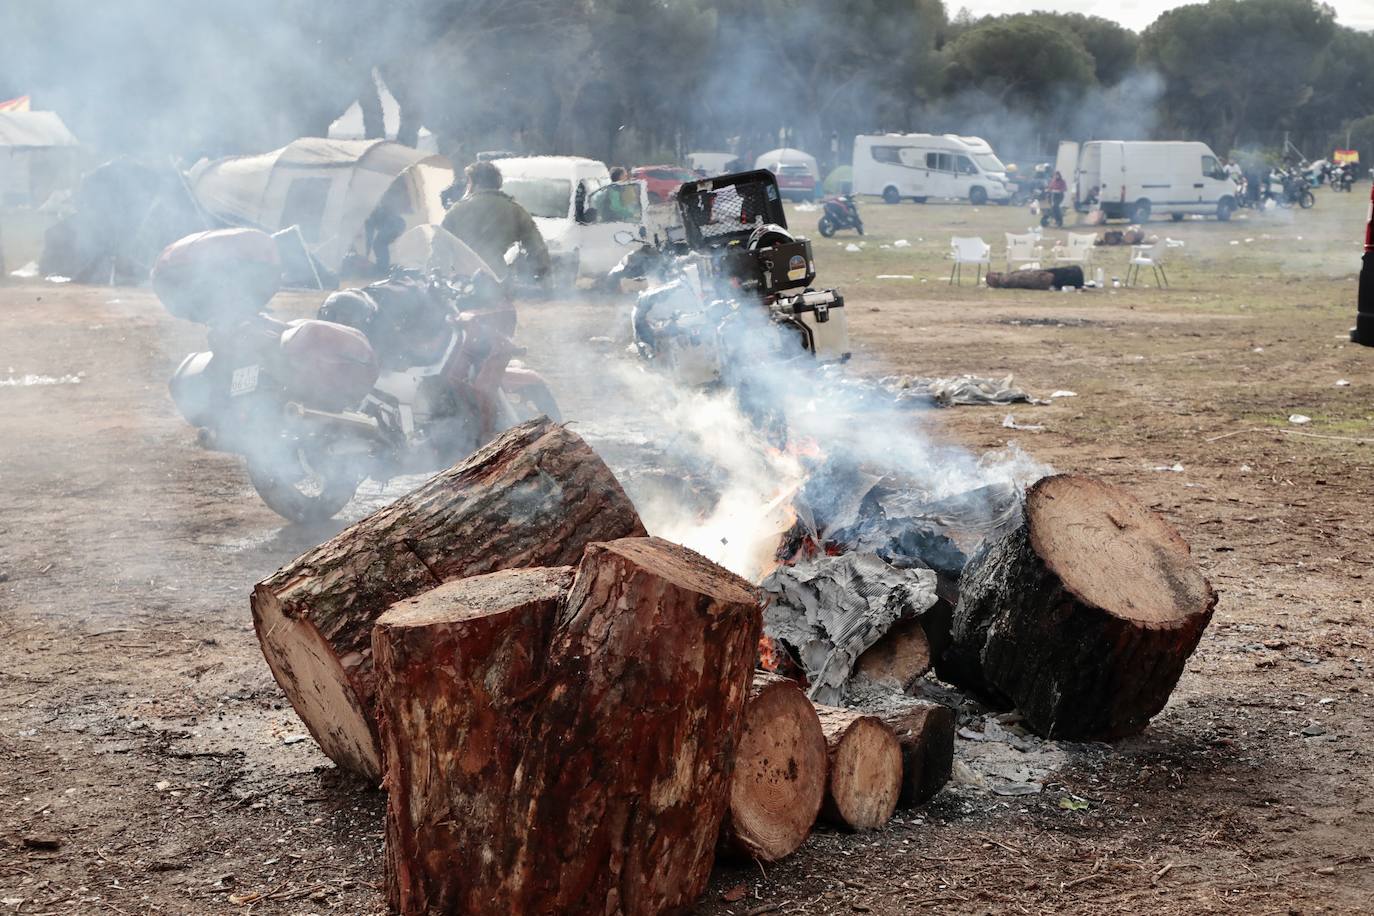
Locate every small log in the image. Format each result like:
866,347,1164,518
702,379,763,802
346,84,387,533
852,618,931,693
950,474,1217,740
250,418,645,780
720,672,827,863
373,566,573,916
874,701,956,807
813,705,902,831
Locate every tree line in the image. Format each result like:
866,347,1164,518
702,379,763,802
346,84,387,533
5,0,1373,168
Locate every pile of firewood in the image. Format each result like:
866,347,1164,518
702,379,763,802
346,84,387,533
250,419,956,914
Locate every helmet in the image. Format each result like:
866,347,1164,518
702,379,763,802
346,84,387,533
317,288,378,334
747,223,796,252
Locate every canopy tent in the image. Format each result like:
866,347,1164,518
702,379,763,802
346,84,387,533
189,138,453,273
328,77,438,154
0,110,80,206
754,147,819,178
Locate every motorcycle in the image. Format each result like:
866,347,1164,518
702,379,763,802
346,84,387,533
153,228,560,524
1276,171,1316,209
1334,165,1357,193
817,194,863,237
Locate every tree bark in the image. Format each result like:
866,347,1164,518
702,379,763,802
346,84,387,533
874,701,955,808
950,474,1217,740
373,566,574,916
249,418,645,781
813,705,902,831
719,672,827,864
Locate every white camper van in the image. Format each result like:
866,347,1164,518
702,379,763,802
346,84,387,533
852,133,1017,205
491,156,648,283
1056,140,1239,222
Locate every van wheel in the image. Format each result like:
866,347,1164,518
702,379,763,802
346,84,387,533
882,186,901,205
1217,197,1235,222
1129,199,1152,223
1171,213,1184,222
969,186,988,206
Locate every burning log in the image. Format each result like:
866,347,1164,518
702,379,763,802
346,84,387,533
720,672,828,863
376,537,759,914
873,701,956,807
372,566,573,915
949,474,1216,740
250,418,645,780
813,705,902,831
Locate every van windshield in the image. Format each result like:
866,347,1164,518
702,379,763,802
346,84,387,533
502,178,572,219
972,153,1005,173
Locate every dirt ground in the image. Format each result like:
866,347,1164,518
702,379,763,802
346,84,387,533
2,189,1372,915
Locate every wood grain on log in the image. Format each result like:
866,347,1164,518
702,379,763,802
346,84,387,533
874,702,955,807
720,672,827,863
852,618,932,693
250,418,645,780
951,474,1216,740
373,567,573,915
814,705,902,831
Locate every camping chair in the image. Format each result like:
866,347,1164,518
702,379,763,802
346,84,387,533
948,236,991,285
1052,232,1096,268
1004,233,1044,272
1126,245,1168,288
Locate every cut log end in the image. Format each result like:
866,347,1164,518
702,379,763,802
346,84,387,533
815,706,901,831
1028,474,1213,627
722,672,827,863
251,586,379,779
852,618,932,692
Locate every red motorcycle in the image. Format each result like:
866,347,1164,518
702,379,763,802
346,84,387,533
154,229,560,523
817,193,863,237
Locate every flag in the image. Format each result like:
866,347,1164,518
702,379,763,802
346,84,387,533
1334,149,1360,165
0,95,31,112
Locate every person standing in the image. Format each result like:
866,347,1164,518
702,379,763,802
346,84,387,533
441,160,550,280
1046,170,1068,228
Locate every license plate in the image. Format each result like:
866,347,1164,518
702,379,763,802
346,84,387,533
229,365,260,397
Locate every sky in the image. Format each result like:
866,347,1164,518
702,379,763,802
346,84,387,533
952,0,1374,32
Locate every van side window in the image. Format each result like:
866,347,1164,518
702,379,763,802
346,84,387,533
925,152,939,170
1201,155,1219,177
926,152,954,172
956,155,977,175
871,146,903,164
897,147,923,168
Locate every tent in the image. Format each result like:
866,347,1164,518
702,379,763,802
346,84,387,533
0,110,80,206
189,138,453,273
328,76,438,154
754,147,819,179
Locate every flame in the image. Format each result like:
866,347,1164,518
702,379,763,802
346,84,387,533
757,633,806,684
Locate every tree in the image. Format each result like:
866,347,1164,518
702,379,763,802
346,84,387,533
1000,12,1139,86
1139,0,1337,152
943,19,1097,108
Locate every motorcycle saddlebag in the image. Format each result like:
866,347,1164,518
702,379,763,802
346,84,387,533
780,289,850,362
277,320,380,411
757,238,815,295
152,229,281,324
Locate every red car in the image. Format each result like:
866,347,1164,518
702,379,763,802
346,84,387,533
631,165,698,204
772,163,817,201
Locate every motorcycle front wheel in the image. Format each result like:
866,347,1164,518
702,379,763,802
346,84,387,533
246,440,362,524
817,215,836,238
1299,190,1315,209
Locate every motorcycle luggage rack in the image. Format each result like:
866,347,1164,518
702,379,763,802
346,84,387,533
676,169,790,250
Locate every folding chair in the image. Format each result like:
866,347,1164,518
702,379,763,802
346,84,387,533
1052,232,1096,268
1004,232,1044,272
1126,245,1168,287
948,236,990,285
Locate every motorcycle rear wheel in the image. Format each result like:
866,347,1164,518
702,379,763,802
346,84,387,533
1299,190,1315,209
817,215,836,238
246,440,361,524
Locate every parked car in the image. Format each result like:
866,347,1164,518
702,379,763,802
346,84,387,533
493,156,648,285
774,164,818,202
631,165,698,204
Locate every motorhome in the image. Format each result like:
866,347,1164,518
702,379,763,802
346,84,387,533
1055,140,1239,222
852,133,1016,205
490,155,648,283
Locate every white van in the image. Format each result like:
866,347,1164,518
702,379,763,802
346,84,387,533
492,156,648,283
852,133,1017,205
1056,140,1239,222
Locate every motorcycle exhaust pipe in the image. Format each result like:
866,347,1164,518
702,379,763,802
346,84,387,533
1355,183,1374,347
284,402,387,439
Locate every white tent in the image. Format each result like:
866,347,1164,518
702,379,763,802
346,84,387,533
328,77,438,154
754,147,819,178
0,111,80,206
189,138,453,273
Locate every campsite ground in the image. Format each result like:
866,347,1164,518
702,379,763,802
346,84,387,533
1,190,1372,915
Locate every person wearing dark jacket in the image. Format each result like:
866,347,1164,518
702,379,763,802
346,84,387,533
440,160,551,279
1045,171,1068,228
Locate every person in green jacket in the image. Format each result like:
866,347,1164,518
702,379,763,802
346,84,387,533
440,161,551,279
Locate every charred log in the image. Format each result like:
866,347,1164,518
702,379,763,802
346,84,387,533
874,701,956,807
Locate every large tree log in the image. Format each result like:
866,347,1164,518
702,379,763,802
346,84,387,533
874,701,955,808
719,672,827,863
373,566,573,916
852,618,931,693
813,705,902,831
377,537,760,914
950,474,1216,740
250,418,645,780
